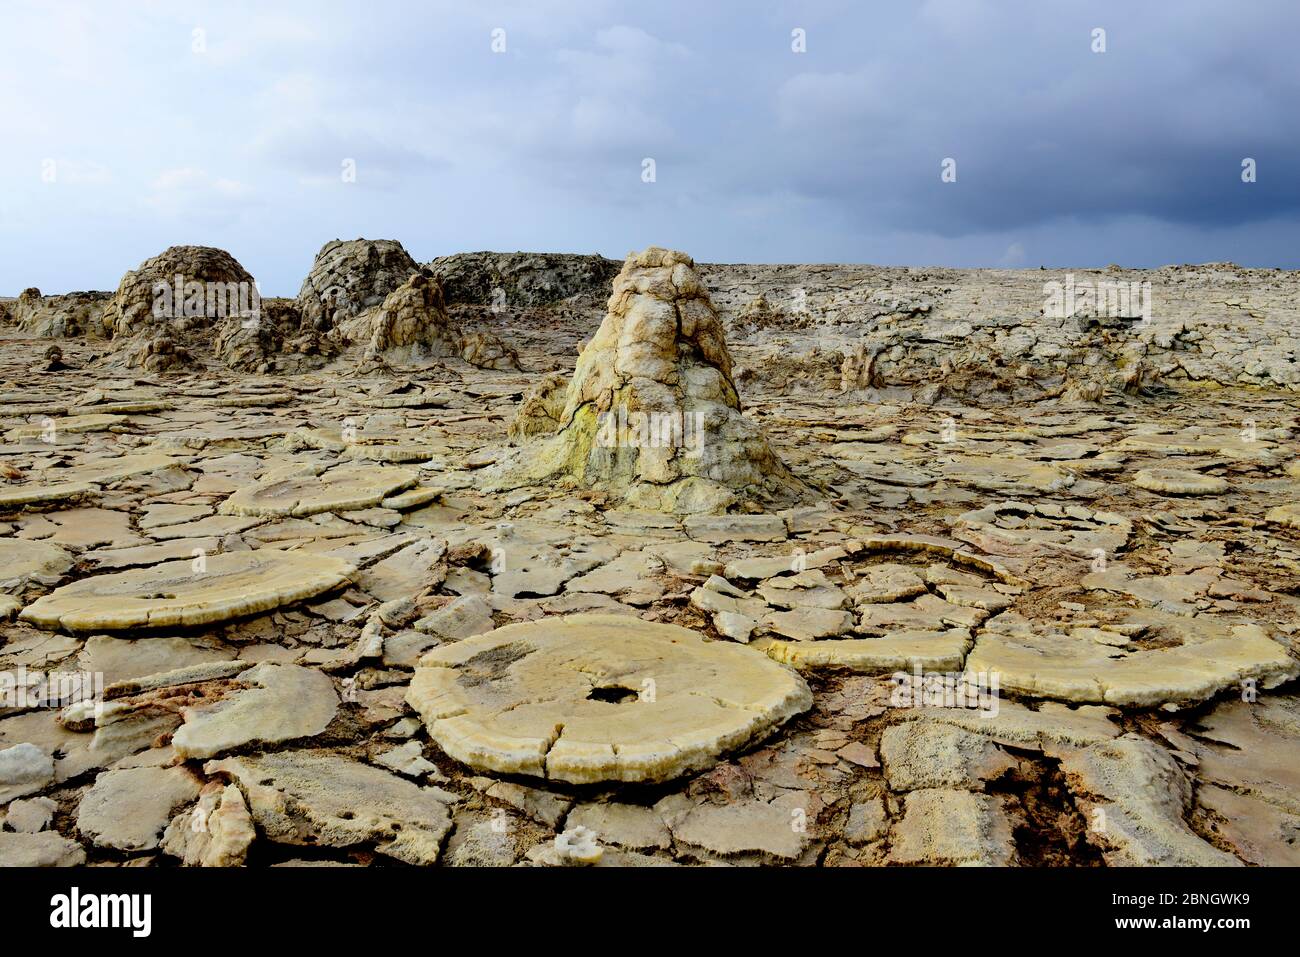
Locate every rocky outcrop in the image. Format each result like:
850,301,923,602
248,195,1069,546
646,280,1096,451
458,330,519,370
211,298,306,373
297,239,417,332
116,334,198,373
327,269,520,372
355,270,459,365
840,343,884,392
493,247,806,513
2,244,1298,871
429,251,619,309
214,317,278,373
701,262,1300,394
509,372,569,440
6,289,111,338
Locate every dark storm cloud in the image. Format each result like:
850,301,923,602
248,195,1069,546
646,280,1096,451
756,0,1300,234
2,0,1297,294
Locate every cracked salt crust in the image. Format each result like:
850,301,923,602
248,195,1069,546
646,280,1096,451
219,462,417,517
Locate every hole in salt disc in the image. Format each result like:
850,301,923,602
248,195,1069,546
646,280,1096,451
587,686,639,704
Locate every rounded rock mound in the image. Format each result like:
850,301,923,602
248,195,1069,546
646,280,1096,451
100,246,257,340
327,267,521,372
297,238,418,332
406,613,812,784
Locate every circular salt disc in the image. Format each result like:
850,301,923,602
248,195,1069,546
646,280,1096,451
406,613,811,784
19,551,354,632
1132,467,1228,496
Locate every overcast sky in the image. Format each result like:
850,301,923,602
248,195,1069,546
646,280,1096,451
3,0,1297,295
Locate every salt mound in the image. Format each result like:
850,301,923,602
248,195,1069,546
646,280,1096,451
496,247,805,513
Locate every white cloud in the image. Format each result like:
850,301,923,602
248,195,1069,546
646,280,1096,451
555,25,689,91
145,168,254,217
998,241,1027,267
42,159,113,186
776,66,894,129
